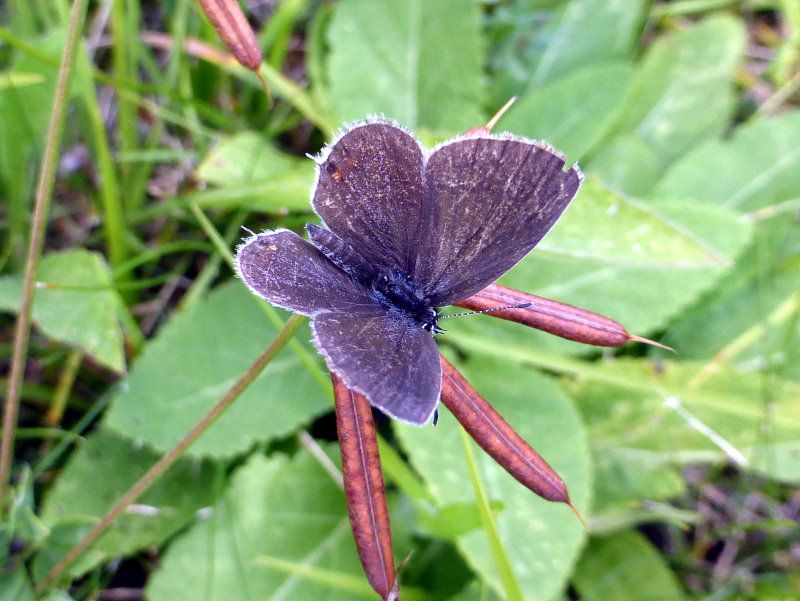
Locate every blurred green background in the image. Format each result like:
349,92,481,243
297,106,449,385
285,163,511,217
1,0,799,599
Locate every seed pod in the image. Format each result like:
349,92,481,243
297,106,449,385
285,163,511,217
457,283,671,350
197,0,262,71
439,356,573,507
332,374,397,601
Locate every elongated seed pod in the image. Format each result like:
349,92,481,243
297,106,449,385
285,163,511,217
197,0,262,71
332,374,397,601
439,356,572,505
457,283,671,350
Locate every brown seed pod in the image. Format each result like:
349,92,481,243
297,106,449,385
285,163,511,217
457,283,672,351
196,0,262,71
332,374,397,601
439,355,578,513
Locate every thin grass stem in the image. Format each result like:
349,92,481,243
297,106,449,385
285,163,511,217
0,0,90,506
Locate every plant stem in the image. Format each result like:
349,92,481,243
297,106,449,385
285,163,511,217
459,427,525,601
0,0,89,507
44,349,84,427
34,314,305,592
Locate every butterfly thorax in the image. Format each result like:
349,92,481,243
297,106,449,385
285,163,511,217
371,270,441,334
307,224,441,334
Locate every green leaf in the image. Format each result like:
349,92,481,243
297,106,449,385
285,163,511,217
502,63,634,162
586,134,660,196
104,282,329,458
146,450,366,601
749,440,800,485
489,0,645,100
567,359,800,483
0,565,36,601
592,446,685,513
194,132,315,212
1,468,49,551
396,358,591,601
447,581,504,601
39,429,218,573
421,501,505,539
31,518,97,582
653,111,800,212
327,0,484,132
538,178,726,267
445,182,752,355
572,530,687,601
0,250,125,372
662,218,800,374
603,16,744,168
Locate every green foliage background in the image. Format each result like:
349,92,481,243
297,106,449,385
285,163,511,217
1,0,799,599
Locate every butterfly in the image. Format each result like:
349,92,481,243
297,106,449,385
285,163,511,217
235,118,582,425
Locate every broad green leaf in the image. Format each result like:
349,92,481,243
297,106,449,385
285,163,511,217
396,358,591,601
502,63,634,162
572,530,686,601
39,429,218,573
586,134,660,196
567,359,800,483
327,0,484,132
447,581,504,601
421,501,504,539
104,282,329,458
31,519,96,582
489,0,645,101
194,131,315,212
538,178,726,267
662,217,800,376
604,16,744,168
446,332,800,485
0,566,35,601
653,111,800,211
146,450,365,601
445,184,752,356
592,446,685,513
0,250,125,372
749,440,800,485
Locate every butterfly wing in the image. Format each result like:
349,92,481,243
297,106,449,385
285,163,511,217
312,120,430,276
312,312,441,425
418,134,582,307
235,230,381,316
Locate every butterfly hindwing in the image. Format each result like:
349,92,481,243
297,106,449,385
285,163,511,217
235,230,381,317
311,311,441,425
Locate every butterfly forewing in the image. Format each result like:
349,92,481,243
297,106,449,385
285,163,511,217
417,135,582,307
312,122,430,276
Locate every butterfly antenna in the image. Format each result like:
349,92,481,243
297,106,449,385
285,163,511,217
440,302,531,320
485,96,518,131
